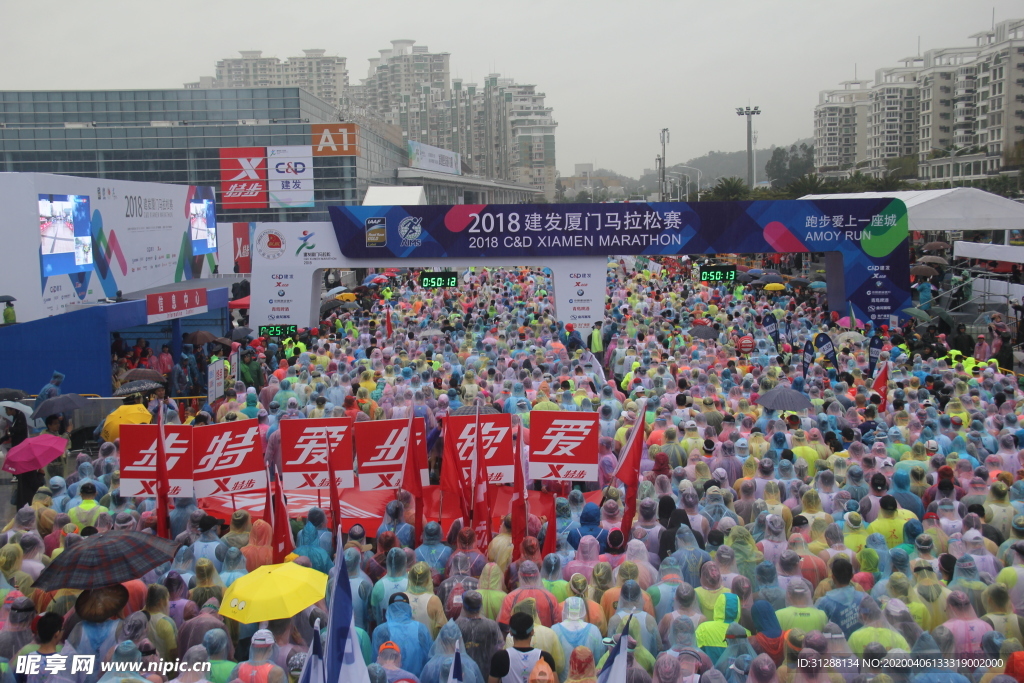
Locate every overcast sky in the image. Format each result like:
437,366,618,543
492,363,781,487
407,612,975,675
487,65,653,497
1,0,1019,177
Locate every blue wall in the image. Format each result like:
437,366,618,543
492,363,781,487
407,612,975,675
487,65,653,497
0,288,229,397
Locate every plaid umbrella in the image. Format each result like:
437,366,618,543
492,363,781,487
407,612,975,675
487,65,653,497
34,531,179,590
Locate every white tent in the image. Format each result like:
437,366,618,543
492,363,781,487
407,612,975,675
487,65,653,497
801,188,1024,233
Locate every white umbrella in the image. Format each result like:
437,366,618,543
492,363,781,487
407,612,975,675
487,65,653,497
0,401,43,430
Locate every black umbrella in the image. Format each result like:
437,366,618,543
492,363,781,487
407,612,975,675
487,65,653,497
320,299,343,315
789,277,810,286
0,295,15,303
0,388,28,402
451,404,499,416
31,393,88,420
756,274,785,284
340,302,361,310
113,380,164,397
756,386,812,412
231,327,254,342
736,272,755,283
690,325,719,340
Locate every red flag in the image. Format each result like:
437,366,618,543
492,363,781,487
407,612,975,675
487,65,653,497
440,418,471,523
270,474,294,563
154,407,171,539
542,490,558,557
399,410,424,546
385,302,393,340
511,422,529,561
471,409,493,554
872,361,890,412
615,401,647,536
262,467,274,526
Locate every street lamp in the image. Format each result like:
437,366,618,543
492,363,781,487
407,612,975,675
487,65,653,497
676,165,703,200
660,128,669,200
668,171,688,201
736,106,761,190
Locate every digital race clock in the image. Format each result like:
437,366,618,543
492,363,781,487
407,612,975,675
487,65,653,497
258,324,298,338
419,272,459,289
699,265,737,282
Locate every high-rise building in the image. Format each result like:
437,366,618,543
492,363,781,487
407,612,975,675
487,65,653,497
185,49,350,109
813,80,871,177
815,18,1024,182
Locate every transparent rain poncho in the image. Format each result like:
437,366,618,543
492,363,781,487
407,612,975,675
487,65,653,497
948,553,990,616
418,620,485,683
608,580,661,654
219,547,249,587
371,547,410,626
671,526,712,589
371,600,433,677
551,597,604,678
943,589,992,655
714,622,757,681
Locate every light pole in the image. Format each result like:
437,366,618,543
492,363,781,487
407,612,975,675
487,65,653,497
736,106,760,189
654,154,662,200
677,165,703,200
660,128,670,200
668,171,688,201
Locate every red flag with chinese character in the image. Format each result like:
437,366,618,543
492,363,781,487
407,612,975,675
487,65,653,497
262,468,273,526
399,411,424,545
872,361,890,412
270,474,294,563
614,400,647,536
155,408,171,539
385,302,393,340
511,423,529,562
440,417,471,524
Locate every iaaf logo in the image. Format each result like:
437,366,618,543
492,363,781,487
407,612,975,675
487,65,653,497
284,425,348,466
455,422,508,461
124,433,187,471
195,427,259,474
533,419,594,457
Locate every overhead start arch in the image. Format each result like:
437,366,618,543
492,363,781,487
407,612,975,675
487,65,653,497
249,199,911,329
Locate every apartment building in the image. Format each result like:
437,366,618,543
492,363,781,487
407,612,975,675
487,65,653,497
813,80,871,177
815,17,1024,182
186,50,350,109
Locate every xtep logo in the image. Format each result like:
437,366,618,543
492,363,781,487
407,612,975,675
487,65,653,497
125,434,186,471
455,422,508,461
195,427,258,473
295,230,316,255
228,157,266,181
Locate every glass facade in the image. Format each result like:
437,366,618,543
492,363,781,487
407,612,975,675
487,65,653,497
0,88,407,222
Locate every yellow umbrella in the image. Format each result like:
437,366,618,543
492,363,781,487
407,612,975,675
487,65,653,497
100,404,152,442
337,292,357,301
219,562,327,624
764,283,786,291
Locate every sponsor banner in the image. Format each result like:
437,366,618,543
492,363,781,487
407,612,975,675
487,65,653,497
528,411,599,481
219,147,268,209
267,146,315,208
232,222,252,273
310,123,359,156
119,424,194,497
145,288,208,324
354,417,429,491
328,198,911,325
280,417,354,490
192,422,267,497
446,413,514,484
407,140,461,176
207,359,226,402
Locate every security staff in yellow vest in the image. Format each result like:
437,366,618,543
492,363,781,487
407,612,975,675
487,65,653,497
68,482,109,529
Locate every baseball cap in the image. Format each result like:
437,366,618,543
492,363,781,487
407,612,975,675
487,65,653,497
880,495,898,512
198,515,223,533
685,421,698,429
871,473,888,493
252,629,274,646
925,440,939,452
388,592,410,605
703,439,716,453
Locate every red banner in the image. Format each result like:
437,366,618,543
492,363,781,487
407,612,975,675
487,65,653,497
219,147,267,209
191,422,267,497
232,222,252,273
279,418,354,490
119,424,194,498
355,417,429,491
145,288,208,324
446,413,514,484
528,411,599,481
